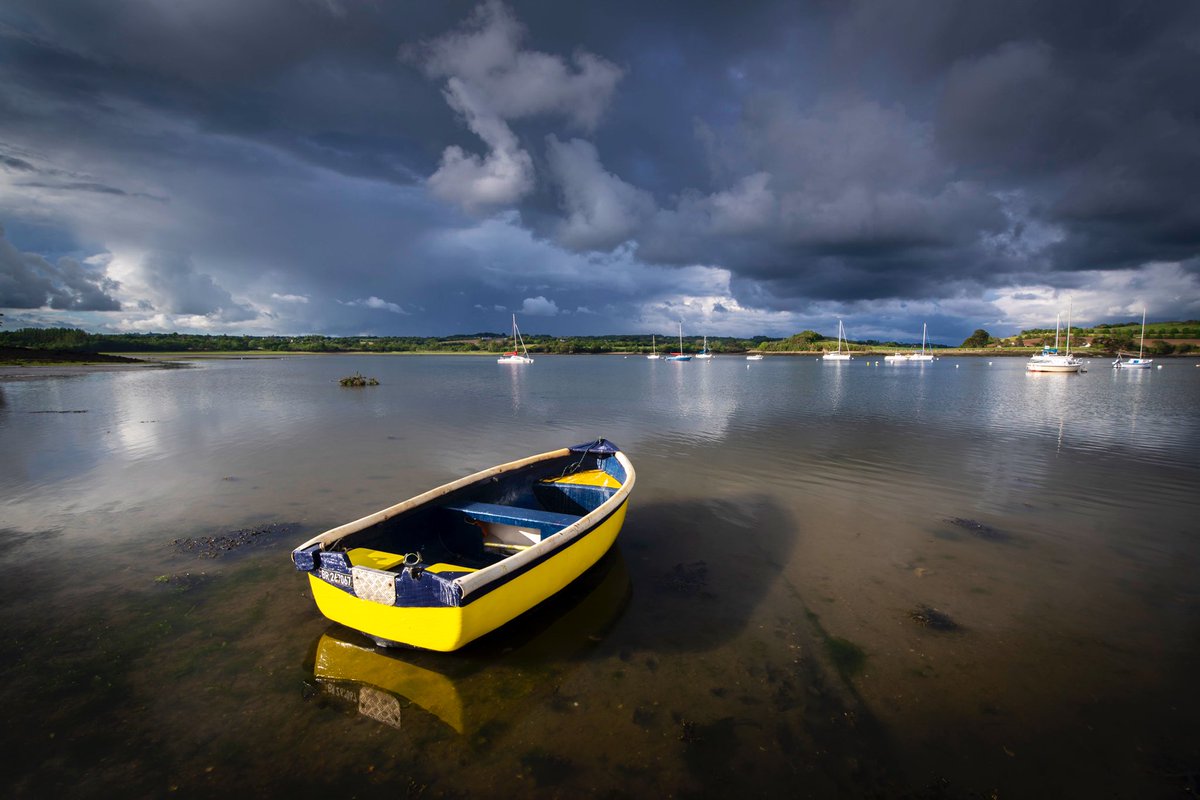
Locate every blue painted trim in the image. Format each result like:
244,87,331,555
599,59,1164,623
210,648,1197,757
393,568,462,608
601,455,627,483
292,544,320,571
317,551,351,571
568,438,620,455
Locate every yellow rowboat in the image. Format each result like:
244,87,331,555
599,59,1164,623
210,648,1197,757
291,439,636,652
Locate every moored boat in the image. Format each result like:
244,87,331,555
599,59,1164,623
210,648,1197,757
497,314,534,364
291,439,635,652
1113,308,1153,370
1027,307,1084,374
910,323,935,361
823,319,853,361
885,323,934,362
666,320,692,361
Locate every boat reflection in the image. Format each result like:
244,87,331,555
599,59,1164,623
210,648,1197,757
307,547,632,734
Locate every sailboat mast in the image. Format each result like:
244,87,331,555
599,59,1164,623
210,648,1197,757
1065,301,1072,355
1054,314,1060,350
921,323,927,355
678,321,683,353
1139,308,1146,358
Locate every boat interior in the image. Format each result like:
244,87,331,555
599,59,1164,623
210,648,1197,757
320,452,625,577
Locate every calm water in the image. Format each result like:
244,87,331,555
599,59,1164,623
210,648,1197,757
2,354,1198,798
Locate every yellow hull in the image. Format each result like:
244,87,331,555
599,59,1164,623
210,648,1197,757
308,500,629,651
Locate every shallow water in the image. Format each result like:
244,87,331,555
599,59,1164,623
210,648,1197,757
2,354,1199,797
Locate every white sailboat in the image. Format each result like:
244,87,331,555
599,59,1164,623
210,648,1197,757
666,321,692,361
1027,304,1083,373
695,335,713,359
646,334,661,360
496,314,534,364
1112,309,1153,369
822,319,853,361
886,323,934,362
911,323,934,361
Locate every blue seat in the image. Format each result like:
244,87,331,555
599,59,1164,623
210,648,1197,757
442,501,581,539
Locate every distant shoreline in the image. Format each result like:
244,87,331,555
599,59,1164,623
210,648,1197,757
4,349,1195,377
99,348,1198,359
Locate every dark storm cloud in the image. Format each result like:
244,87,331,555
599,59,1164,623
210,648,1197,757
836,0,1200,274
0,223,121,310
1,142,166,200
1,154,36,171
1,1,1198,340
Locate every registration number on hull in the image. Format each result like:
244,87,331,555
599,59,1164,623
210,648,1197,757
318,567,352,589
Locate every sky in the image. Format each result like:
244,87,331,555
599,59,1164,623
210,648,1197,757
1,0,1199,344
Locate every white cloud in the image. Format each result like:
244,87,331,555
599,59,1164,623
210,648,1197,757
427,79,535,210
134,251,257,321
343,296,408,314
270,292,310,304
414,1,623,212
412,1,622,129
990,262,1200,331
520,295,558,316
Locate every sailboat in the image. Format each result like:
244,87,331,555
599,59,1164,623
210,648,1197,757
666,321,692,361
694,335,713,360
1112,309,1153,369
822,319,853,361
886,323,934,362
1026,304,1083,373
646,334,661,360
910,323,934,361
496,314,534,364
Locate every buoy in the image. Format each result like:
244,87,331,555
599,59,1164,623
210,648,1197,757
988,361,993,365
955,364,959,368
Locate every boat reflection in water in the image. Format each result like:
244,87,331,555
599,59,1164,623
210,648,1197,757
307,548,631,734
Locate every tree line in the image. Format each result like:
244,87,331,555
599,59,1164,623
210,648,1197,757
4,322,1196,356
0,327,767,355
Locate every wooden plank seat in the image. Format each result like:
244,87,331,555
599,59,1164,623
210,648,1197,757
441,501,581,539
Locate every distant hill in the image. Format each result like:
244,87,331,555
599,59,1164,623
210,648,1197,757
1018,320,1199,339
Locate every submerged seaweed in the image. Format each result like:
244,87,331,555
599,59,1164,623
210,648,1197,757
908,604,961,631
173,522,299,558
947,517,1009,542
658,561,711,597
